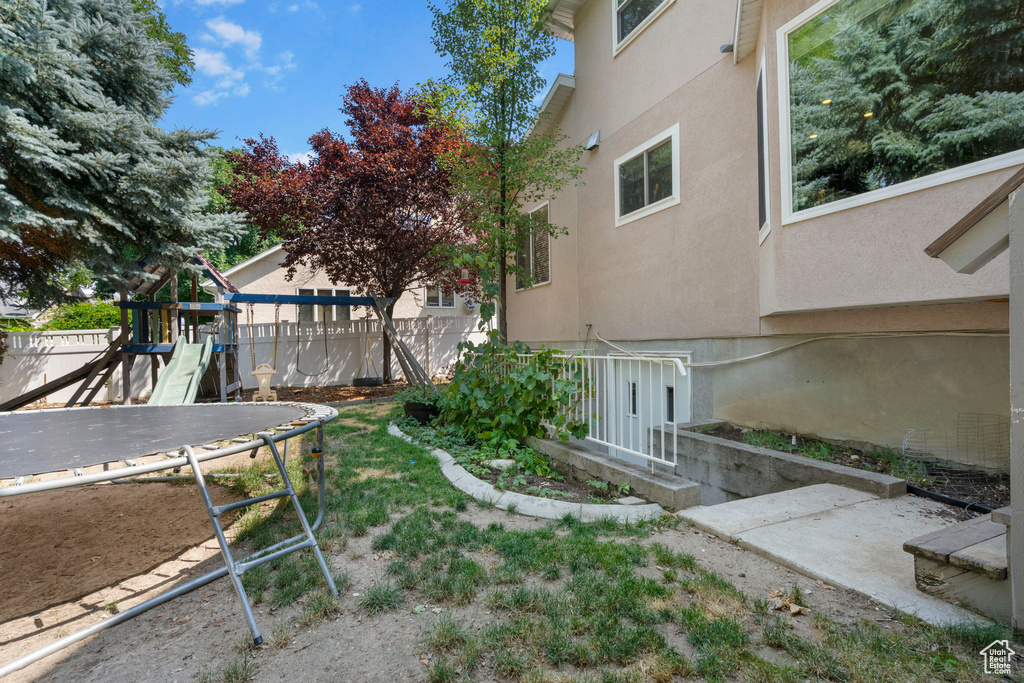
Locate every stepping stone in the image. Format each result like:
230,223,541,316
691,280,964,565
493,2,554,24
617,496,647,506
487,459,516,470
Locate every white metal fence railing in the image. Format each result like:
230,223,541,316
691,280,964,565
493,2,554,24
488,352,691,469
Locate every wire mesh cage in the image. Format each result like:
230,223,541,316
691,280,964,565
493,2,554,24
902,413,1010,509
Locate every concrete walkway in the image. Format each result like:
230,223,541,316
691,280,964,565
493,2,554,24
678,484,985,625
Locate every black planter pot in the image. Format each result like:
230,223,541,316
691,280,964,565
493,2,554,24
404,401,439,425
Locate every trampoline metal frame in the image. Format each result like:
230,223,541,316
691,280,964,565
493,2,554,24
0,403,339,678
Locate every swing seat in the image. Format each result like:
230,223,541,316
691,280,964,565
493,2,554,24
251,363,278,402
353,376,383,387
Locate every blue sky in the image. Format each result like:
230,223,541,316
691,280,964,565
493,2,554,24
160,0,575,163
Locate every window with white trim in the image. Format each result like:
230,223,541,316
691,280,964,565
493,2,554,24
425,286,455,308
780,0,1024,222
615,0,674,51
614,124,680,226
297,288,351,322
515,203,551,290
756,57,770,240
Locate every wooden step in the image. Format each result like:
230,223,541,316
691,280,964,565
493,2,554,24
903,514,1005,564
950,535,1007,580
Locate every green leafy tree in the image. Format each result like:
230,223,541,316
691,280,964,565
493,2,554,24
131,0,194,87
0,0,244,309
789,0,1024,212
428,0,584,339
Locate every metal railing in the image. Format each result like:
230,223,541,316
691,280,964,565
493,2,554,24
488,352,690,470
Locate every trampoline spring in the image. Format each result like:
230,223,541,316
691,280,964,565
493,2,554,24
201,444,219,451
15,476,25,486
125,459,137,467
73,468,83,477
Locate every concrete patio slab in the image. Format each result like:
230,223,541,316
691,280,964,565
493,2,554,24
731,494,981,624
678,484,878,540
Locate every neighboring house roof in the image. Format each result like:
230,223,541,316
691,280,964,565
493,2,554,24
925,166,1024,274
199,243,285,290
733,0,764,64
0,301,39,320
544,0,585,40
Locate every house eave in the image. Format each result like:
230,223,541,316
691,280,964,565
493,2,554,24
733,0,764,64
545,0,585,41
199,243,284,290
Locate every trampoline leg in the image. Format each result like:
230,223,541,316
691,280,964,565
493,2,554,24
260,434,339,598
184,447,265,645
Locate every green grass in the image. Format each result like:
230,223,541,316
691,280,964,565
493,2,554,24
208,403,1010,683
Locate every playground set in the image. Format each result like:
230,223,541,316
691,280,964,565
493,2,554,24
0,255,434,677
0,254,432,413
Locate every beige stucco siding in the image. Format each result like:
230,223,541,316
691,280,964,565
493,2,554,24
208,248,478,325
509,0,1017,347
757,0,1011,316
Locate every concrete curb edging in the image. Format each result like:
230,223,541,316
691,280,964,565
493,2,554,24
387,424,666,523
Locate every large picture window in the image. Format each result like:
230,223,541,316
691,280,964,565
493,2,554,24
780,0,1024,221
614,124,680,226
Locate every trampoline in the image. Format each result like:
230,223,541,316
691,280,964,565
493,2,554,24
0,402,339,678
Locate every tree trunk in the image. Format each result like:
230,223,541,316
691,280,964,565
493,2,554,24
498,251,508,343
382,302,394,384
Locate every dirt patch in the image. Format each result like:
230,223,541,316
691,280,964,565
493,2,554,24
474,467,618,505
0,507,939,683
272,384,401,404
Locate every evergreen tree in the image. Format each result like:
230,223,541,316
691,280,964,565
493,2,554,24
0,0,244,307
789,0,1024,212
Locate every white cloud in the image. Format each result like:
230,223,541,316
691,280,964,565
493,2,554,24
349,4,361,15
286,151,314,165
194,0,245,4
193,89,229,106
205,17,262,61
194,48,243,80
288,3,299,9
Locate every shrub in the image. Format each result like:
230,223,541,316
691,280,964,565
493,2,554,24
40,301,123,331
437,332,588,453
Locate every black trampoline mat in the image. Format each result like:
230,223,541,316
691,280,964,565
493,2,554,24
0,404,308,478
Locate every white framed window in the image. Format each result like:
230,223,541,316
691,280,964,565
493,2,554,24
614,124,680,227
425,286,455,308
515,202,552,290
665,385,675,423
613,0,674,56
778,0,1024,225
756,53,771,244
297,288,352,322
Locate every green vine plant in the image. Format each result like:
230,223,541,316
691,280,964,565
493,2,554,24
437,331,589,457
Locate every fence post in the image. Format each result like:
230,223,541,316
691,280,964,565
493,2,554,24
425,316,432,379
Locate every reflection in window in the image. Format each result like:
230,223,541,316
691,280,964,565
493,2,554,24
426,286,455,308
619,140,673,218
617,0,668,44
787,0,1024,213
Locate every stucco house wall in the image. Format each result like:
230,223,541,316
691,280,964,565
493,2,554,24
506,0,1013,453
203,245,479,325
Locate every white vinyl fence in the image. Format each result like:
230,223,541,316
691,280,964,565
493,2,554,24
0,317,485,406
237,316,486,390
